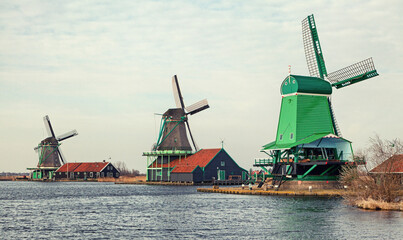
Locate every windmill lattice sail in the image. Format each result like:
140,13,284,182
186,99,209,115
302,14,327,79
327,58,378,89
172,75,185,109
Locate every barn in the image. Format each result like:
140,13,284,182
55,161,120,180
370,154,403,184
167,148,248,183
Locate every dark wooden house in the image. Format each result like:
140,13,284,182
55,162,120,180
151,148,247,183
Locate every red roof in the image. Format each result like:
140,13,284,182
56,162,110,173
171,165,200,173
371,155,403,173
149,148,222,173
183,149,221,167
56,163,82,172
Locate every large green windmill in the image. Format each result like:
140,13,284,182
254,14,379,187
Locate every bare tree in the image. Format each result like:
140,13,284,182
114,161,142,176
366,134,402,170
340,134,402,208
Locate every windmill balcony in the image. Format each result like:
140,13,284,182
254,158,275,166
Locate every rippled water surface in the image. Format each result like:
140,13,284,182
0,181,402,239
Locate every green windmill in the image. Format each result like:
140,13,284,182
254,14,379,188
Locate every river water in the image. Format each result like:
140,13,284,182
0,181,402,239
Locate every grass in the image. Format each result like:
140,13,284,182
355,198,403,211
340,165,402,211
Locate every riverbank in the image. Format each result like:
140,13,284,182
353,198,403,211
197,186,343,197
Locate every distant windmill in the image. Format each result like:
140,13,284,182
154,75,209,151
34,115,78,168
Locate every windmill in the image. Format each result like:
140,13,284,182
29,115,78,180
145,75,209,182
255,14,378,188
154,75,209,151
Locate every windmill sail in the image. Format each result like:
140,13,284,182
57,147,66,164
327,58,379,89
302,14,327,79
57,130,78,141
328,97,342,137
172,75,185,109
185,120,198,151
43,115,56,137
186,99,209,115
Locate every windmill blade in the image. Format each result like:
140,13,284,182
43,115,56,138
186,99,210,115
302,14,327,79
57,147,66,164
185,121,198,152
172,75,185,109
327,58,379,89
57,130,78,141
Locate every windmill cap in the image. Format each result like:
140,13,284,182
281,75,332,95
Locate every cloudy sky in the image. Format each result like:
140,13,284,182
1,0,402,172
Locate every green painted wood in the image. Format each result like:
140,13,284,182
281,75,332,95
320,165,336,176
307,15,328,79
301,164,317,178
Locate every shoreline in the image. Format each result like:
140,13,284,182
197,186,343,197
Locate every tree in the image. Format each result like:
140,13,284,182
114,161,141,176
365,134,402,170
340,134,402,209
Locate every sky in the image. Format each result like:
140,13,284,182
1,0,402,173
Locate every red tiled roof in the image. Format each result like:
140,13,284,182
370,154,403,173
56,162,109,173
171,165,199,173
149,149,222,173
56,163,82,172
184,149,221,167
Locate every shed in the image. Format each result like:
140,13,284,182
55,162,120,180
169,148,248,183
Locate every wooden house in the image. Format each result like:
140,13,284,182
55,161,120,180
149,148,248,183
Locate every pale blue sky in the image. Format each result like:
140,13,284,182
1,0,402,172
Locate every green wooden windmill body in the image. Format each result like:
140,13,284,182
255,14,378,185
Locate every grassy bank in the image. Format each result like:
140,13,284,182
340,165,403,211
354,198,403,211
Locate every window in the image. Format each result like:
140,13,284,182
221,161,225,167
290,133,294,139
90,172,93,178
279,134,283,140
70,172,74,179
97,172,100,178
101,172,104,178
